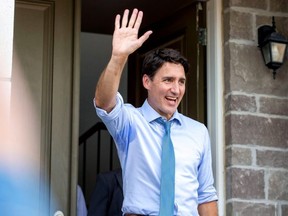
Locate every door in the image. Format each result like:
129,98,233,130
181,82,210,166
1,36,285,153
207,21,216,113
11,0,80,215
128,2,207,123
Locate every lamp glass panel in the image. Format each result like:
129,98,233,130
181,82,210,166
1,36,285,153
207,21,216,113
262,43,271,64
271,42,287,63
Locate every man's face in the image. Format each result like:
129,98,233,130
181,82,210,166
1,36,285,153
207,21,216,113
143,62,186,120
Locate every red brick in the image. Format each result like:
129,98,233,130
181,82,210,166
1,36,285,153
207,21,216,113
226,201,275,216
225,114,288,148
260,97,288,116
224,10,253,41
225,94,257,112
226,146,252,166
270,0,288,13
224,43,288,96
226,168,265,199
223,0,267,9
268,170,288,200
257,150,288,169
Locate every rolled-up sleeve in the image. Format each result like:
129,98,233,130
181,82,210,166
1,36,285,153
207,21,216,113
197,128,218,204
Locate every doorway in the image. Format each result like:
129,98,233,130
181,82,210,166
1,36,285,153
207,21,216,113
79,1,208,210
128,3,207,123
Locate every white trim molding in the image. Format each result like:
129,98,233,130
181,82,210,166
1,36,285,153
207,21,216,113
206,0,225,215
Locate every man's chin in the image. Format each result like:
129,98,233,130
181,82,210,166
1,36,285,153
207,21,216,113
164,108,177,118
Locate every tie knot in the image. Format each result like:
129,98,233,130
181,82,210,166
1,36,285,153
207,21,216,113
158,118,171,133
164,121,171,133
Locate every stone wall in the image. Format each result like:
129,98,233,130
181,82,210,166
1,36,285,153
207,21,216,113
223,0,288,215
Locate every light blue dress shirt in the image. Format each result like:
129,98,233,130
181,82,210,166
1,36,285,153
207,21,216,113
96,93,218,216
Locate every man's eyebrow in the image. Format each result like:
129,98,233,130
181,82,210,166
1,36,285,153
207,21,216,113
161,76,187,82
178,77,186,82
162,76,174,79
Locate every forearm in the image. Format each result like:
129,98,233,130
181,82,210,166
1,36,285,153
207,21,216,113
95,54,127,112
95,8,151,112
198,201,218,216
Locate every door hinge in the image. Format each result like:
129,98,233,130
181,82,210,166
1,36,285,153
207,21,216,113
198,28,207,46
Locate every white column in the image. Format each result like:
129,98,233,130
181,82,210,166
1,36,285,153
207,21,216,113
0,0,15,156
207,0,225,215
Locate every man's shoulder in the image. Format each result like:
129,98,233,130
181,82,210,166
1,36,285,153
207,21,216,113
98,168,122,178
178,113,207,129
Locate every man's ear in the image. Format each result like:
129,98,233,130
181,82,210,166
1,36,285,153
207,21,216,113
142,74,150,90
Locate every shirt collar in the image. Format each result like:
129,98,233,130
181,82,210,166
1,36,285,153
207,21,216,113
140,99,182,125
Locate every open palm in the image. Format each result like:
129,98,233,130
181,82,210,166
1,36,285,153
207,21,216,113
112,9,152,57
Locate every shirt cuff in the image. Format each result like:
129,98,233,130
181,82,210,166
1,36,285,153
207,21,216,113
94,92,124,121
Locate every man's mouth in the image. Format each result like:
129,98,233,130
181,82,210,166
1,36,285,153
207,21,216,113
166,96,177,103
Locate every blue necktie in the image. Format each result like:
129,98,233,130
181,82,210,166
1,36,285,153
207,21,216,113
159,119,175,216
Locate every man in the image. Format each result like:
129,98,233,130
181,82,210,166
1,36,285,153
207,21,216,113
77,185,88,216
94,8,218,215
88,169,123,216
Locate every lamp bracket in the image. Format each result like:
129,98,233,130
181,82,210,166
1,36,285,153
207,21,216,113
258,25,275,47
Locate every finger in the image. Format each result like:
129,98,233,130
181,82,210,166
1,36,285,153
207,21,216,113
121,9,129,28
114,14,120,30
133,10,143,30
138,30,153,45
128,8,138,28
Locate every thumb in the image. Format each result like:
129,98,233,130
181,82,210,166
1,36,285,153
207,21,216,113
138,30,153,46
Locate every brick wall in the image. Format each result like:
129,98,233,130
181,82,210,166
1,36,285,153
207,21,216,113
223,0,288,215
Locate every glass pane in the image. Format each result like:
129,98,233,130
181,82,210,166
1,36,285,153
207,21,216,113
271,42,287,63
262,43,271,64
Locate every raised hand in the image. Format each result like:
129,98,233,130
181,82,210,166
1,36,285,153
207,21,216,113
95,9,152,112
112,8,152,58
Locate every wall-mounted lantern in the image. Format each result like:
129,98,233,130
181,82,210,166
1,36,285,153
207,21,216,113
258,17,288,79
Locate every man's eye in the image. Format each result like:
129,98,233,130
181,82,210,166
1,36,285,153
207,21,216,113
179,80,186,85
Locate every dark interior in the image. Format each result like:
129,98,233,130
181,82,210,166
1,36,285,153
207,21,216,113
79,0,208,206
81,0,200,34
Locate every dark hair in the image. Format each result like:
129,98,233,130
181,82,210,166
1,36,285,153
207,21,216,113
141,48,190,79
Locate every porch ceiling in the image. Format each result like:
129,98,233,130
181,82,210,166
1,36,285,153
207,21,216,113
81,0,200,34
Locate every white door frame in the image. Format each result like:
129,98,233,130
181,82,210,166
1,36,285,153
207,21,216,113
206,1,225,216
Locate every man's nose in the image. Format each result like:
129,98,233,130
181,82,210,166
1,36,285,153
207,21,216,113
170,82,180,94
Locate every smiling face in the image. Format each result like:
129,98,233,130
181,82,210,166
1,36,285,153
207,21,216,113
143,62,186,120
